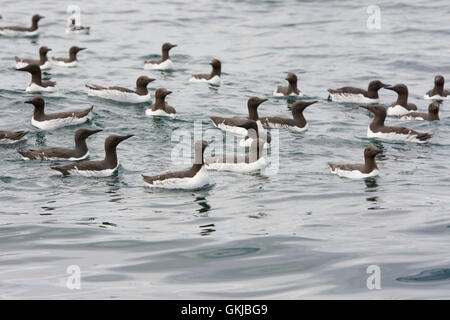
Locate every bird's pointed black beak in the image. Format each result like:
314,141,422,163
360,105,370,110
118,134,134,142
24,99,34,104
384,86,395,91
89,129,103,135
306,100,318,107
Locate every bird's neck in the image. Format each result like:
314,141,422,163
248,107,259,121
104,146,118,167
364,156,378,172
31,20,39,31
136,84,148,96
33,106,45,120
31,72,42,85
367,86,379,99
153,97,166,109
370,113,385,129
395,93,408,106
162,50,170,61
74,138,88,154
69,51,77,62
431,84,444,96
288,82,300,95
210,67,221,78
39,52,48,64
292,110,306,127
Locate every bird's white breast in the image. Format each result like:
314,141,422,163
328,93,377,104
387,105,410,116
0,29,38,37
206,157,267,172
273,90,303,97
61,163,119,177
189,75,221,86
52,59,77,67
367,126,428,144
26,83,57,93
330,167,379,179
143,59,174,70
31,112,91,130
144,166,210,190
145,108,176,118
423,94,448,100
88,89,151,103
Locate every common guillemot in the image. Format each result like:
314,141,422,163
424,75,449,100
259,100,317,132
86,76,155,103
328,80,390,103
51,134,133,176
0,130,29,144
18,128,101,160
205,121,267,172
210,97,268,136
400,102,440,121
15,46,51,70
329,145,380,179
25,96,93,130
384,84,418,116
144,43,177,70
189,59,221,85
273,73,302,97
361,105,432,143
145,88,176,117
0,14,43,37
142,140,210,189
17,63,56,92
51,46,86,67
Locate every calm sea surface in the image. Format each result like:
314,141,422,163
0,0,449,299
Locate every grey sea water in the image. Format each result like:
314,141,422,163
0,0,449,299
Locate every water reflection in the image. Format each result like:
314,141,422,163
35,130,47,146
105,174,122,203
193,194,211,217
364,177,383,210
199,223,215,236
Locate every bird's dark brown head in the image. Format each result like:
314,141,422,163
70,46,86,54
285,73,298,84
210,59,221,69
162,42,177,51
291,100,317,113
154,88,172,100
384,83,408,95
429,102,440,114
368,80,390,91
247,97,268,109
24,96,45,109
137,76,155,87
434,75,445,86
39,46,51,55
105,134,134,150
17,63,41,74
364,145,381,158
32,14,44,23
75,128,102,140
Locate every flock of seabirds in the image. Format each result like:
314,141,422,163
0,14,449,188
